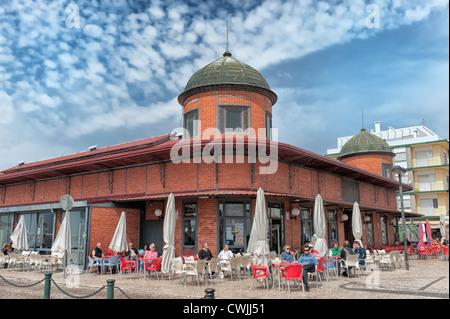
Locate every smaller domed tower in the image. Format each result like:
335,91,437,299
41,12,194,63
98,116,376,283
338,128,395,178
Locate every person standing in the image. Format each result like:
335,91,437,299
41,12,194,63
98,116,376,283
297,244,319,292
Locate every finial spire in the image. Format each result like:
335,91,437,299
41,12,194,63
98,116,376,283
226,20,229,51
223,20,232,57
361,109,365,131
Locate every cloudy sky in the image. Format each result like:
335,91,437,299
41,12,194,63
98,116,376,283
0,0,448,171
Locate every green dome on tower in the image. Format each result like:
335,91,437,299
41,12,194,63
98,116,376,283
338,128,394,160
178,51,277,105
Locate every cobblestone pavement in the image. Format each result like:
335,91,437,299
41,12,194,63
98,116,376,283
0,257,448,300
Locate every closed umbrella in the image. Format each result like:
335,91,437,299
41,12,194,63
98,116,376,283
247,188,270,269
161,193,176,275
10,215,29,251
417,223,425,249
51,211,71,277
440,214,447,242
352,202,363,247
51,212,71,254
313,194,327,258
109,211,128,253
425,219,432,248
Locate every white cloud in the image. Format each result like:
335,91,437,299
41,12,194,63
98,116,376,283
84,24,104,39
0,0,448,170
0,91,14,124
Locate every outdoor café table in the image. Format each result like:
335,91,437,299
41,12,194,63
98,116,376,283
326,255,341,280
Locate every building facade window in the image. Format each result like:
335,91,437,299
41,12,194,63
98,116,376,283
365,213,374,246
300,207,313,245
268,201,284,254
218,106,250,134
327,209,339,246
0,214,14,248
184,109,199,138
182,201,198,253
61,209,88,268
380,215,388,245
18,211,55,252
218,200,252,254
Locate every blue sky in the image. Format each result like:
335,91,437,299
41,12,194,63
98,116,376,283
0,0,448,171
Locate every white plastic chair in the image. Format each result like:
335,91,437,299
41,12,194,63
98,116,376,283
341,254,360,278
379,252,396,271
170,257,185,284
221,256,241,281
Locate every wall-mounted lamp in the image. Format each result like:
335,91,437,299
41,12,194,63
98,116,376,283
154,209,162,218
364,215,371,224
340,213,348,223
290,208,300,220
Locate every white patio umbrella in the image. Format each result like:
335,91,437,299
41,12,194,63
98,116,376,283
440,214,447,242
352,202,363,247
51,211,71,254
109,211,128,253
10,215,29,251
247,188,270,268
161,193,176,275
51,211,72,277
313,194,328,258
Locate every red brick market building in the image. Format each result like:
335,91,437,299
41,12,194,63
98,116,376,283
0,51,416,269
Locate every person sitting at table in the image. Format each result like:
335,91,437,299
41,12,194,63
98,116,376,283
353,240,366,266
328,240,342,275
297,244,319,292
140,243,158,272
218,244,234,263
339,240,354,277
281,245,294,263
91,243,104,274
138,243,149,255
307,242,320,259
198,242,213,261
125,242,139,261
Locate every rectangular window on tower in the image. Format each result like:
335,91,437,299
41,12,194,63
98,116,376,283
184,109,199,138
218,106,250,134
265,111,272,139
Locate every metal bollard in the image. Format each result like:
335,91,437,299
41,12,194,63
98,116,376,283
203,288,215,299
106,279,115,299
44,272,52,299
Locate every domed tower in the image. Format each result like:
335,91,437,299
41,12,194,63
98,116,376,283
338,128,395,178
177,51,277,139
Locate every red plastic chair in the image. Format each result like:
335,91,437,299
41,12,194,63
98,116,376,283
317,258,328,281
417,247,430,260
144,258,162,280
250,264,269,290
280,264,304,293
443,246,449,260
120,258,136,278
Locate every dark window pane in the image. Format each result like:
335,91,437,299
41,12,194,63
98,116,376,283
184,203,197,217
184,220,196,246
